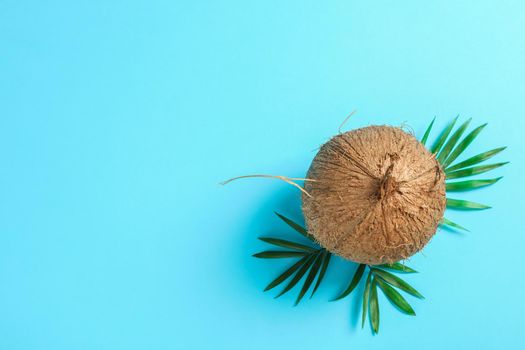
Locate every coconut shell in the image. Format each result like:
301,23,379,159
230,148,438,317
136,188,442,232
302,125,446,265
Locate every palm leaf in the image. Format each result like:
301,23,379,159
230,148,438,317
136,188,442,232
446,147,506,172
440,217,469,231
263,254,311,291
445,178,502,192
310,250,331,298
446,198,491,210
420,117,435,146
369,279,380,334
431,116,458,154
253,251,308,259
258,237,316,252
333,264,366,301
362,272,372,328
275,254,317,298
371,268,424,299
274,212,313,240
295,253,323,305
378,262,417,273
436,118,471,164
443,123,487,167
446,162,508,179
376,278,416,315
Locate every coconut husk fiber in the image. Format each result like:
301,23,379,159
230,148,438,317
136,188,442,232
302,125,446,265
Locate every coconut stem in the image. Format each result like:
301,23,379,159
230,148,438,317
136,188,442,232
378,163,398,200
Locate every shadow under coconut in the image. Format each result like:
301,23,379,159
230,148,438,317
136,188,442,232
231,182,371,333
438,224,468,236
231,186,305,297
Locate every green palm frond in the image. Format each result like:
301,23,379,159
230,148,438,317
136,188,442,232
446,162,508,179
440,217,469,231
274,254,317,300
254,213,332,304
420,117,436,146
262,255,310,292
378,262,418,273
371,268,424,298
361,273,372,328
376,278,416,315
421,117,507,230
445,147,506,172
254,215,422,333
446,198,491,210
273,212,314,240
430,116,458,154
295,253,323,305
310,250,331,298
445,178,502,192
436,118,471,164
369,279,380,334
332,264,366,301
333,263,421,334
258,237,317,252
253,251,308,259
442,123,487,168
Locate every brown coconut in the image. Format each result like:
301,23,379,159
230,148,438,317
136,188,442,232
302,125,446,265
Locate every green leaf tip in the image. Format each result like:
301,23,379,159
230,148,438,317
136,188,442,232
378,262,418,273
446,162,508,179
445,177,502,192
332,264,366,301
371,268,424,299
440,217,469,232
361,272,372,329
420,117,436,146
436,118,472,165
376,278,416,316
310,250,331,298
258,247,331,304
369,279,380,334
258,237,316,252
253,251,308,259
446,146,507,172
275,254,316,299
446,198,491,210
274,212,313,240
263,254,311,291
442,120,486,167
295,253,323,305
431,116,458,154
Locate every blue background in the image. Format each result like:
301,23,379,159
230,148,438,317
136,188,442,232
0,1,523,349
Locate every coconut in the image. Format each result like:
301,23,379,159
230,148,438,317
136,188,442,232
302,125,446,265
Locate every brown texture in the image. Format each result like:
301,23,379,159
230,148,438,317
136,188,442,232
302,125,446,265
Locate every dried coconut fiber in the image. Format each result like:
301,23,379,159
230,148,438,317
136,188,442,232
302,125,446,265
